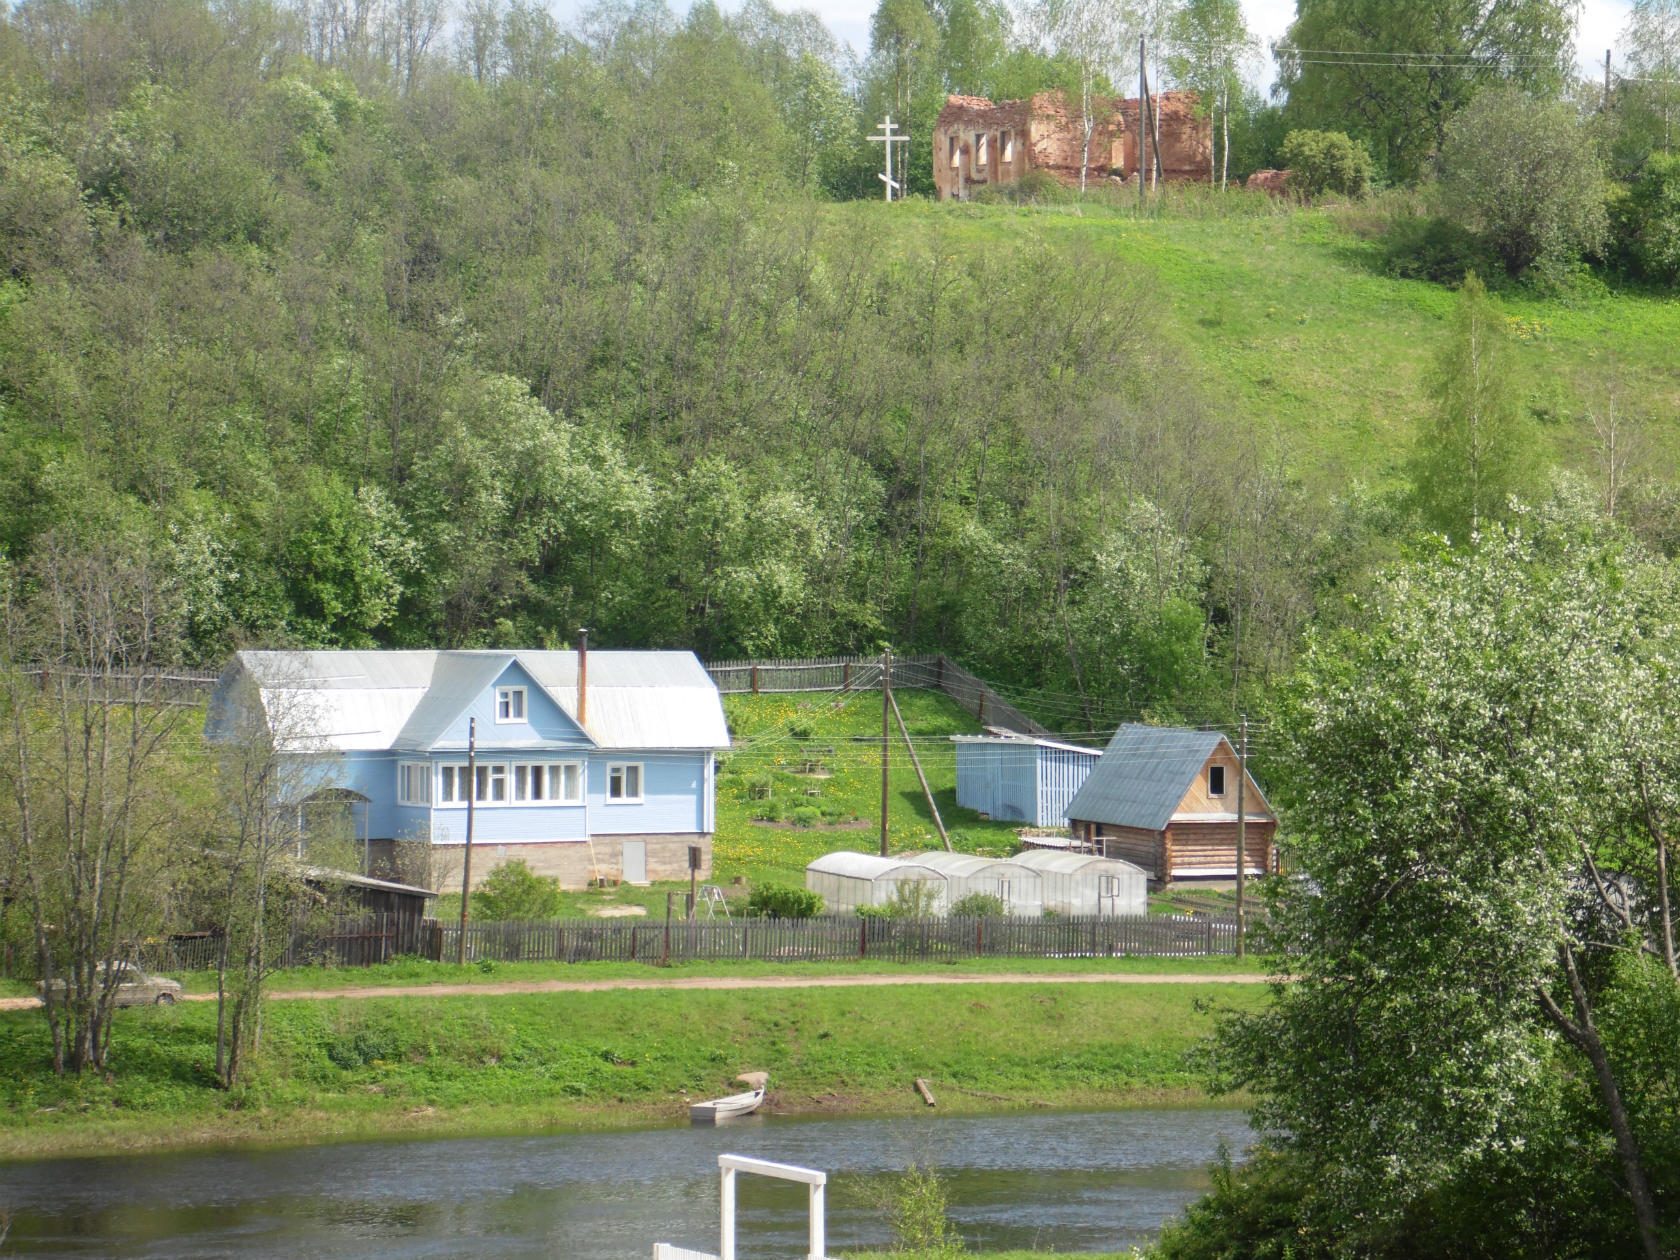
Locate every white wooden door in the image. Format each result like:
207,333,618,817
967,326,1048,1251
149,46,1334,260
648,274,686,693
622,840,647,884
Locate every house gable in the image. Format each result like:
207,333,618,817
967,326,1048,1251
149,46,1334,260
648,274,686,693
1172,744,1275,821
432,659,593,751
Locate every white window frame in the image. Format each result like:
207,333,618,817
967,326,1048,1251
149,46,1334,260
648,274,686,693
397,760,431,806
437,762,509,806
607,762,644,803
495,686,527,723
1208,765,1226,798
513,761,584,806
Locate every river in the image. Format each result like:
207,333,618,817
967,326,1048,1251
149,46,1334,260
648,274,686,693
1,1108,1250,1258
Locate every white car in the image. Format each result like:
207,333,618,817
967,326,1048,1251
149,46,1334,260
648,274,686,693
38,961,184,1007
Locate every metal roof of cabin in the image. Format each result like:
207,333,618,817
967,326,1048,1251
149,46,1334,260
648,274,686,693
227,649,729,752
1063,724,1226,830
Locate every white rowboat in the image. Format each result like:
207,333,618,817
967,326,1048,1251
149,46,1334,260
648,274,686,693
689,1088,765,1124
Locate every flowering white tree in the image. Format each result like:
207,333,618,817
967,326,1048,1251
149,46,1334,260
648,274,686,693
1210,499,1678,1259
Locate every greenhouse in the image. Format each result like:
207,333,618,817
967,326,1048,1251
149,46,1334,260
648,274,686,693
903,851,1044,917
804,851,949,915
1012,850,1147,917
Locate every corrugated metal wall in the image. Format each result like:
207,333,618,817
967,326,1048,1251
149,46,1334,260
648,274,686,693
1037,745,1100,827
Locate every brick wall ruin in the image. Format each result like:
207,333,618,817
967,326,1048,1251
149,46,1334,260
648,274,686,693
933,89,1211,201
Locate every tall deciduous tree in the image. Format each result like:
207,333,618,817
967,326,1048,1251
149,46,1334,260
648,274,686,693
1408,273,1542,540
1024,0,1136,193
1625,0,1680,155
1166,0,1254,188
1209,506,1678,1259
1275,0,1576,180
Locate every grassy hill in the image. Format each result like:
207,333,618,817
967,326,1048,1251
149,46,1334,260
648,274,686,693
855,194,1680,490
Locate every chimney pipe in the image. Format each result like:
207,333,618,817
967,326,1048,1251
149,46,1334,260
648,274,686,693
577,628,588,728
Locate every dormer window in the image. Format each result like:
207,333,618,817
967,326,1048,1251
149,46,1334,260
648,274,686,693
496,686,526,722
1208,765,1226,797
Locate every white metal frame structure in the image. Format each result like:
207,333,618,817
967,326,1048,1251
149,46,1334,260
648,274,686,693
652,1152,829,1260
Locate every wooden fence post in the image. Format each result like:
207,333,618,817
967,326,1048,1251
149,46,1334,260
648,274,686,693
751,665,759,694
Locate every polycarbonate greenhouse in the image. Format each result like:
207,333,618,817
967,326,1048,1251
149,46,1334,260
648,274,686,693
903,851,1044,917
804,851,949,915
1012,849,1147,916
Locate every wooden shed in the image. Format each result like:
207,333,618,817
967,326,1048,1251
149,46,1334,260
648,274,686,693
1064,725,1276,885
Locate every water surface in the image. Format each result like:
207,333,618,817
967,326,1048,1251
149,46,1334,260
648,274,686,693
2,1108,1250,1258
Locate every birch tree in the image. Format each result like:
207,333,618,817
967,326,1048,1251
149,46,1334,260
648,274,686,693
1022,0,1135,193
1165,0,1253,188
1626,0,1680,154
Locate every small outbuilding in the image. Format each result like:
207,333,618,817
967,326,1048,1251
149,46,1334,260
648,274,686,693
953,735,1102,827
903,851,1045,917
1064,724,1276,884
805,852,949,915
1011,849,1148,916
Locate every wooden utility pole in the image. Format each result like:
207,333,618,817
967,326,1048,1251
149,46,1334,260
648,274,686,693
1235,715,1247,958
880,648,892,857
1605,48,1613,113
1138,36,1148,205
891,689,950,851
456,716,477,966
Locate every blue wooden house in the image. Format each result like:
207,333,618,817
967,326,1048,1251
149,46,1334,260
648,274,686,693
951,734,1102,827
208,648,731,890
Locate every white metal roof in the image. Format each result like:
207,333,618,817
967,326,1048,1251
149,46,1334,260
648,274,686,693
1012,849,1148,878
224,649,729,752
805,852,947,881
903,851,1040,879
949,734,1103,756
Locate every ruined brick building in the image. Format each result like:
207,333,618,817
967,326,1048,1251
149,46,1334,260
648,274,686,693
933,90,1211,200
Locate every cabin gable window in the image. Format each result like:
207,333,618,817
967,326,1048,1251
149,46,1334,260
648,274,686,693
1208,765,1226,797
495,686,527,722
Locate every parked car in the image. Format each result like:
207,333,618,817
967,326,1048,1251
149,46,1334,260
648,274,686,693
38,962,183,1007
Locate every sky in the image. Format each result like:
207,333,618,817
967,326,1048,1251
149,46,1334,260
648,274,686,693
551,0,1638,94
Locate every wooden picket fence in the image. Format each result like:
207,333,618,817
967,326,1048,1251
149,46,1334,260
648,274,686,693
704,653,1050,737
145,913,432,972
424,912,1238,965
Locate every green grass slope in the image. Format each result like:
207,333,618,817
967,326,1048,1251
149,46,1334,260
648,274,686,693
858,198,1680,488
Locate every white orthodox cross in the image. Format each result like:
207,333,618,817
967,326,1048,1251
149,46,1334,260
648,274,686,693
870,115,910,202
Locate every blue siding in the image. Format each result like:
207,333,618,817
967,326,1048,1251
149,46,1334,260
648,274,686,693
955,741,1098,827
586,752,707,835
436,661,592,750
429,803,589,846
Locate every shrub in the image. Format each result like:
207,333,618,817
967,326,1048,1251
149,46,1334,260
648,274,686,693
888,1162,964,1256
1383,213,1499,283
1279,130,1373,199
857,879,942,919
1439,87,1608,277
747,773,774,800
473,859,563,920
788,723,814,740
948,892,1007,917
1611,153,1680,284
746,884,824,918
789,805,823,827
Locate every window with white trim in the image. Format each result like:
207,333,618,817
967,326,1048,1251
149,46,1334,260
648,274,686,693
438,764,462,804
514,762,583,805
437,763,509,805
397,761,431,806
607,762,643,802
1208,765,1226,797
495,686,527,722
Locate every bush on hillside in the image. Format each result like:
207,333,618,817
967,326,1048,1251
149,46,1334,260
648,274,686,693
746,884,823,918
1610,153,1680,284
1384,213,1500,283
1439,87,1608,278
1279,130,1373,199
473,859,563,920
948,892,1007,917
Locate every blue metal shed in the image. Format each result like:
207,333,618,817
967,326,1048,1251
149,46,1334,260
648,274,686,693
951,735,1102,827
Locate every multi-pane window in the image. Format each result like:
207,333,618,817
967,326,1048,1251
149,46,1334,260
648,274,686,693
513,762,583,805
397,761,431,806
437,763,508,805
495,687,527,722
607,763,643,802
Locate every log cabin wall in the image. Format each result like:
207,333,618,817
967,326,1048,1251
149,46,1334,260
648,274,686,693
1095,825,1165,879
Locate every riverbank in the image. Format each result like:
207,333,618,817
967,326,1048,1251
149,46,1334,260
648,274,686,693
0,977,1262,1161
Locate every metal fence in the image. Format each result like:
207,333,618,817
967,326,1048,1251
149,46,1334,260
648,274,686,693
425,912,1239,965
705,653,1050,738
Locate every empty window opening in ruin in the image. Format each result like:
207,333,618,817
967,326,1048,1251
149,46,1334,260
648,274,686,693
975,133,988,167
949,135,960,168
1000,130,1014,162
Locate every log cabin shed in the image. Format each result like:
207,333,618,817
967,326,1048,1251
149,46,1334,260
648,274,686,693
952,734,1102,826
1064,725,1276,884
904,851,1045,917
1011,849,1147,916
804,852,949,915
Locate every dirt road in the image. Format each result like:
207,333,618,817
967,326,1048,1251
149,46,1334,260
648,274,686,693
0,969,1266,1010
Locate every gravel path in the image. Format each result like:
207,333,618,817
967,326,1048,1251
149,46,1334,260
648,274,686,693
0,969,1266,1010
